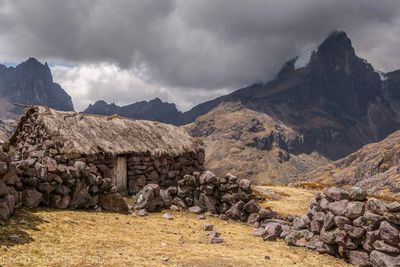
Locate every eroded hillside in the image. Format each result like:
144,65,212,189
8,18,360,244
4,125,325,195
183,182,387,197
186,102,329,184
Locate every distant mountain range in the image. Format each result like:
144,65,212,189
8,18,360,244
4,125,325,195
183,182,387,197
0,57,73,116
83,98,182,125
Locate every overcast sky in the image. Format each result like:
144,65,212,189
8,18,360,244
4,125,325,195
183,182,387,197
1,0,400,111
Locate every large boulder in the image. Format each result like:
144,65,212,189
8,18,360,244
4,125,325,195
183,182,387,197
264,222,282,241
323,187,349,201
69,187,91,209
99,193,129,213
239,179,252,192
199,171,218,185
344,201,365,219
348,187,367,201
0,198,11,220
226,201,245,220
159,189,173,207
0,180,8,196
328,200,348,216
370,250,400,267
22,188,43,208
243,199,261,213
379,221,400,246
346,250,371,266
134,184,163,212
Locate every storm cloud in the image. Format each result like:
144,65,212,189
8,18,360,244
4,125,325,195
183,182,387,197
1,0,400,110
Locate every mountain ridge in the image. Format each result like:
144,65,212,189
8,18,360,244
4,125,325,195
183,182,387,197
83,98,182,124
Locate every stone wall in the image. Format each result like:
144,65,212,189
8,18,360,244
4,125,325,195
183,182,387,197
0,143,19,220
133,171,259,222
252,187,400,266
127,151,205,194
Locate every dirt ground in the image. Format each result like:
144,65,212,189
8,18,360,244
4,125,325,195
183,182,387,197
0,186,349,267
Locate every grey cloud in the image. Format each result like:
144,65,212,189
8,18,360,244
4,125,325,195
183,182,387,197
1,0,400,95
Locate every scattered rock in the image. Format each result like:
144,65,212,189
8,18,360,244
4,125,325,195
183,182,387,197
203,224,214,231
162,213,174,220
210,237,224,244
208,230,220,238
136,209,148,217
8,234,21,242
188,206,202,214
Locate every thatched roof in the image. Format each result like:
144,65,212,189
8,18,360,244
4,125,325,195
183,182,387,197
11,106,203,157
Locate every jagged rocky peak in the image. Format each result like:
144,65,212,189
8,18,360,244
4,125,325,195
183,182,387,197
85,100,118,115
15,57,53,83
0,57,74,115
282,30,368,75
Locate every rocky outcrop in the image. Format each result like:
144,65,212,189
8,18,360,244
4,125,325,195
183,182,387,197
0,58,74,116
252,187,400,266
301,130,400,196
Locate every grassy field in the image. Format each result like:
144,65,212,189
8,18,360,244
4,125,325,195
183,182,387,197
0,187,349,267
254,185,318,216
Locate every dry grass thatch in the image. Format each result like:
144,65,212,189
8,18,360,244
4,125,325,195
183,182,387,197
11,106,203,157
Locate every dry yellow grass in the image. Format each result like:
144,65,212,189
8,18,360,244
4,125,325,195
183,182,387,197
0,207,349,267
254,185,318,216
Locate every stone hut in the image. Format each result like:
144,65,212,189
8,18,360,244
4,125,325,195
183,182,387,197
9,106,205,197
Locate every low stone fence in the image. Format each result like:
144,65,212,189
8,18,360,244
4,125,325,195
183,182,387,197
252,187,400,266
133,171,259,222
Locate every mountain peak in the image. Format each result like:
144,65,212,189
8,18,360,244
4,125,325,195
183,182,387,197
318,30,353,52
149,97,162,103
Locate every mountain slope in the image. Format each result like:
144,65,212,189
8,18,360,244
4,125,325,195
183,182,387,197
84,98,182,124
185,102,329,184
300,130,400,197
181,31,400,161
0,58,74,115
